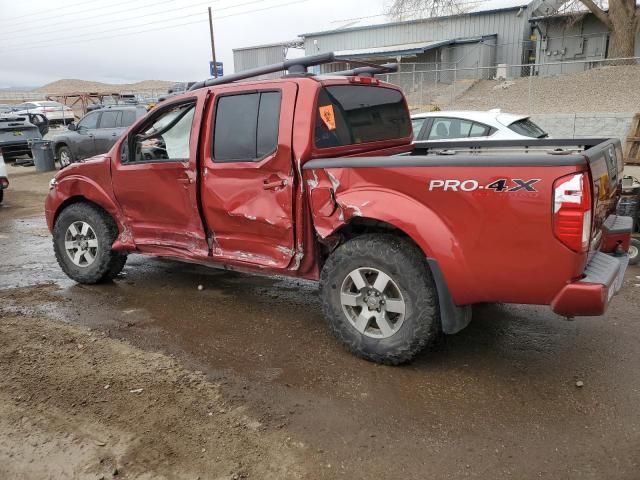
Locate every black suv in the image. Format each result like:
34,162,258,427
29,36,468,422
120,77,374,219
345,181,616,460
52,106,147,166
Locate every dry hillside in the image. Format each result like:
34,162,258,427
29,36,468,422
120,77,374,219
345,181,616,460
36,78,174,93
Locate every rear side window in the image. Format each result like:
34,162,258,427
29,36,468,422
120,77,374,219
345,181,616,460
428,117,492,140
314,85,410,148
120,110,137,127
213,91,281,162
508,118,548,138
99,110,120,128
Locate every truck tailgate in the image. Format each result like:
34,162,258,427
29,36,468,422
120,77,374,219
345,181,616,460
583,139,625,254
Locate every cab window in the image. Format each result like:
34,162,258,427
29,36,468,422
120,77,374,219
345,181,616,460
314,85,410,148
213,91,281,162
130,102,195,162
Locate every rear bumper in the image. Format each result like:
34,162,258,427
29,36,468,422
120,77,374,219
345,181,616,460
0,141,32,158
551,214,632,317
551,251,629,316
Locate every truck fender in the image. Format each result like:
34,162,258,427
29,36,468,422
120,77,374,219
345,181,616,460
49,175,135,250
311,186,475,331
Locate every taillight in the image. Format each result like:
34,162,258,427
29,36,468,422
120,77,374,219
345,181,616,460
553,172,592,252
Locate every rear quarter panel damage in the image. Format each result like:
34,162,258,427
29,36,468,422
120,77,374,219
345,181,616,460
304,164,588,306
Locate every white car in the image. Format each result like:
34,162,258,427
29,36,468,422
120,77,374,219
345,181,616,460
13,101,75,125
0,153,8,204
411,109,548,142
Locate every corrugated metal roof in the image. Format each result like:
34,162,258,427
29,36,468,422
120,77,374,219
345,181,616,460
301,0,531,38
233,39,302,52
334,35,496,58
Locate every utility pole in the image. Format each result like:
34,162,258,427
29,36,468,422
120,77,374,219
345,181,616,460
208,6,218,78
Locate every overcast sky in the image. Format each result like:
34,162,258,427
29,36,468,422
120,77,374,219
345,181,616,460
0,0,391,87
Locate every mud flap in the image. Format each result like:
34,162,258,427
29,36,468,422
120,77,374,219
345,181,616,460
427,258,472,334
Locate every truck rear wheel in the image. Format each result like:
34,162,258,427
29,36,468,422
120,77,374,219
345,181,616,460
320,234,440,365
53,203,127,284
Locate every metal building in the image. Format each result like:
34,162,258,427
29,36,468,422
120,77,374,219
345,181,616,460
300,4,534,76
233,1,556,79
233,40,303,80
530,10,640,76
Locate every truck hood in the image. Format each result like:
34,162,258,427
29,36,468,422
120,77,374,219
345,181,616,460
55,154,110,179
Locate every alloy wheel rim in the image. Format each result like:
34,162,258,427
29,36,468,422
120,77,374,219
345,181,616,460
60,150,70,165
630,244,638,259
64,221,98,267
340,267,406,339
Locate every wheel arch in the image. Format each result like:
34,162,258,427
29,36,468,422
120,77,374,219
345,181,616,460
326,216,472,335
47,175,128,245
53,195,110,226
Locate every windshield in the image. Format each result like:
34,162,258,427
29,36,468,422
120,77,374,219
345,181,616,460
508,118,548,138
314,85,410,149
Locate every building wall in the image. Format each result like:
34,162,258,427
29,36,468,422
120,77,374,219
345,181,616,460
233,44,287,79
535,13,640,75
302,8,533,72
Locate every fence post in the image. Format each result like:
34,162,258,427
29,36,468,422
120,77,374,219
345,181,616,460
528,65,533,114
451,66,457,105
419,72,424,107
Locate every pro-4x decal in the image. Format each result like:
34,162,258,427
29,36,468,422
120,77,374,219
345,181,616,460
428,178,540,192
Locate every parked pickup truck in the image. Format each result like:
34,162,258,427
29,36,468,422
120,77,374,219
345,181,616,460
45,53,632,364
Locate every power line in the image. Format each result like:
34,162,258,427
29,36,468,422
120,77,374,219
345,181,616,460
0,0,312,54
0,0,90,23
0,0,156,30
0,0,266,44
0,0,220,34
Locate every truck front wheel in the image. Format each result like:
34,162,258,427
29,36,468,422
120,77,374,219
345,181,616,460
320,234,440,365
53,203,127,284
629,238,640,266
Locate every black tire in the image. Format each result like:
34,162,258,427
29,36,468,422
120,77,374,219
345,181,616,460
57,145,73,167
53,203,127,284
320,234,440,365
629,238,640,266
0,189,3,204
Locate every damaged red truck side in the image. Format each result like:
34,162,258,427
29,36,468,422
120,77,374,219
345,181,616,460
45,69,632,364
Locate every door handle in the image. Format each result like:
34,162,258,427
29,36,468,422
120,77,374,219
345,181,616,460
177,173,194,184
263,177,287,190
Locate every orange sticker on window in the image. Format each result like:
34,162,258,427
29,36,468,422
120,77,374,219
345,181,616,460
319,105,336,130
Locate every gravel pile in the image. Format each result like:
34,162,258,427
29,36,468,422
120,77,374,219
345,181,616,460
447,65,640,114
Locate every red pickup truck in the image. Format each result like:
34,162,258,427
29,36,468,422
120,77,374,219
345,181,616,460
45,54,632,364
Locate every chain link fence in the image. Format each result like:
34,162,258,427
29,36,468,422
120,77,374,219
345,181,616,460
381,56,640,111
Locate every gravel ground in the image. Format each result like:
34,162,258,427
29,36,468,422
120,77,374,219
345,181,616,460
447,65,640,113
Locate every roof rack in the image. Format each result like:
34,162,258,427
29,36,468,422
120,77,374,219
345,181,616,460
332,62,397,77
188,52,398,91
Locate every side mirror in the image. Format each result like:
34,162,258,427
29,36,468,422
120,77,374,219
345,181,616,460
68,122,77,131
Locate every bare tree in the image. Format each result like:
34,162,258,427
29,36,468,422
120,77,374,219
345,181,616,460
387,0,639,59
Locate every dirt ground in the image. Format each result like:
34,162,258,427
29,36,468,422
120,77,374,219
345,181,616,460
1,165,640,479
